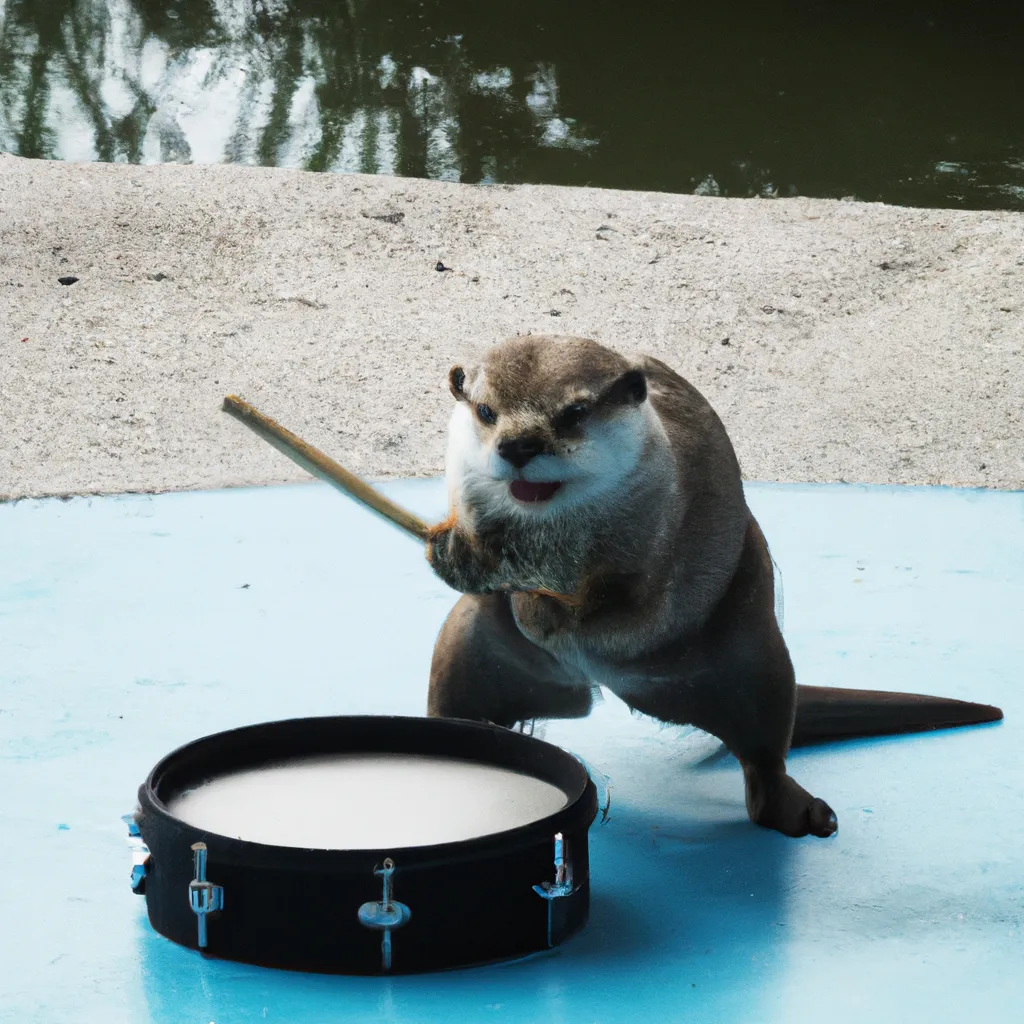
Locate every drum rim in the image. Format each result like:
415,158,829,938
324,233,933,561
137,714,598,871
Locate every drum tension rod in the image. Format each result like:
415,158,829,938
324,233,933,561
189,843,224,950
357,858,412,972
121,812,150,895
532,833,577,948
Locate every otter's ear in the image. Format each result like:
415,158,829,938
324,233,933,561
605,368,647,405
448,365,468,402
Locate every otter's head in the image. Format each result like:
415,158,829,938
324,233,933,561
445,335,653,516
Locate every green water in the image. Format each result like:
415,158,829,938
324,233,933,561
1,1,1023,210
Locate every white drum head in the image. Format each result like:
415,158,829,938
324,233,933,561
167,753,569,850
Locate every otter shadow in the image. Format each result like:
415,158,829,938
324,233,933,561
573,802,795,963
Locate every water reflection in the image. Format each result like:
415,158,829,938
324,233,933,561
0,0,596,182
1,0,1023,209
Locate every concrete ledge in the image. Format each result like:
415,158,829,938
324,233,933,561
1,153,1021,500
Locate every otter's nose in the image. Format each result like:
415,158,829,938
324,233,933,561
498,437,545,468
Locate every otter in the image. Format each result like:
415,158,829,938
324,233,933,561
424,335,1002,838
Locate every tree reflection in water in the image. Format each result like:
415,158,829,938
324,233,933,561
0,0,596,182
1,0,1023,209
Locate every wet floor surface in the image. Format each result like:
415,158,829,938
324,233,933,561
1,478,1021,1023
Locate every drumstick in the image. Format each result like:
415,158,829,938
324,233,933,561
221,395,431,543
221,396,581,606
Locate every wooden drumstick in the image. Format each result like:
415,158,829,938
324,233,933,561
221,396,580,605
221,395,431,543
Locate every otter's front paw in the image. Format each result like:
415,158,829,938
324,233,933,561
426,523,501,595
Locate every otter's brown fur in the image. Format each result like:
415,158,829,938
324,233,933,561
425,335,1002,838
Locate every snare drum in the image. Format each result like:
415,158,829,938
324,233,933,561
126,716,598,974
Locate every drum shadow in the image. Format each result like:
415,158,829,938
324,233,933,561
134,802,796,1023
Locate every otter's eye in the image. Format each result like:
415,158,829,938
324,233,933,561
475,403,497,425
553,402,588,433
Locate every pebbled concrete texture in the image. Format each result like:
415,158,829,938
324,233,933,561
1,152,1022,501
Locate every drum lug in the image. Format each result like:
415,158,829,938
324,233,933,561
532,832,578,947
533,832,575,899
357,858,412,972
121,812,150,895
188,843,224,950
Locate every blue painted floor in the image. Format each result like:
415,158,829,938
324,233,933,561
1,479,1021,1024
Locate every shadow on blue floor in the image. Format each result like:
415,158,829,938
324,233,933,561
1,479,1022,1024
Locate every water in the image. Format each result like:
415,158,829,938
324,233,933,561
1,0,1023,210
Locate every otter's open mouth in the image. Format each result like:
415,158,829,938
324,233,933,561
510,480,563,503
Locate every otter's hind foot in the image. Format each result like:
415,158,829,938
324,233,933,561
743,766,838,838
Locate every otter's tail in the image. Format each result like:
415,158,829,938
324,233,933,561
791,685,1003,748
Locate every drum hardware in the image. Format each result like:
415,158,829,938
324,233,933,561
532,832,577,948
357,858,412,971
188,842,224,950
122,812,150,894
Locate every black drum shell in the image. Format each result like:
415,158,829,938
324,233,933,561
134,715,598,975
